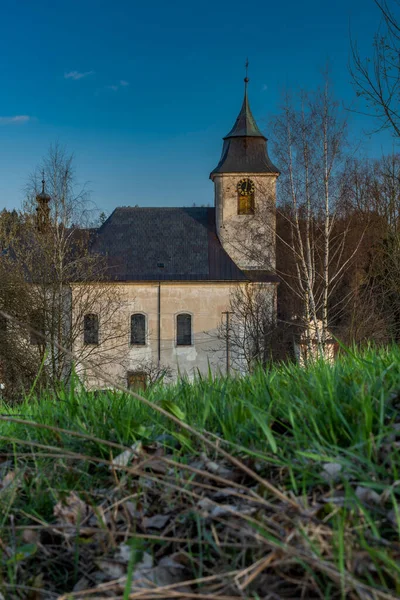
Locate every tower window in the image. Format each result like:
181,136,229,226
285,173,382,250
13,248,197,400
176,313,192,346
238,194,255,215
84,314,99,345
131,313,146,345
237,178,255,215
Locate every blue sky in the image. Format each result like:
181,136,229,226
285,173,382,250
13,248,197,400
0,0,395,214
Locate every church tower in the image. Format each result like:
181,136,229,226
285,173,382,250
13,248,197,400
210,74,279,271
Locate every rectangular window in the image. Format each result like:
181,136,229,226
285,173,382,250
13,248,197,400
176,313,192,346
127,371,147,392
84,314,99,345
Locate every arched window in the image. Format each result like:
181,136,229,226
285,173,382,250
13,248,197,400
176,313,192,346
0,316,7,336
237,178,255,215
30,310,45,345
238,193,255,215
84,314,99,345
131,313,146,345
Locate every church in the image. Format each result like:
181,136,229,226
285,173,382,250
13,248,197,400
74,77,280,388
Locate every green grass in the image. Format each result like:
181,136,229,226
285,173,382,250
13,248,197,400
1,345,400,598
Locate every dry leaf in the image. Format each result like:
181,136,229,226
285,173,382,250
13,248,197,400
197,497,214,512
197,497,255,519
0,460,12,476
111,441,143,468
200,452,235,479
96,558,126,579
113,543,152,565
322,491,352,508
125,501,144,520
355,486,381,505
209,504,238,518
142,514,170,529
321,462,342,482
96,546,191,594
212,487,246,499
353,551,378,575
130,554,190,593
387,506,400,527
22,528,40,545
73,576,91,592
145,458,168,474
0,471,16,491
88,504,110,527
54,492,90,528
96,549,152,583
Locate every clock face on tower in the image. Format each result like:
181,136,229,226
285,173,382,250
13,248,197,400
237,178,255,196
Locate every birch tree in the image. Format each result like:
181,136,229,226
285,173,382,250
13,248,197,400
272,78,362,359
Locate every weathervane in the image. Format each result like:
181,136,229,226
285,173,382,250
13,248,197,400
244,58,249,85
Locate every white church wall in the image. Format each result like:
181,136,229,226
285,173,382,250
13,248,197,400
72,280,277,388
72,282,233,388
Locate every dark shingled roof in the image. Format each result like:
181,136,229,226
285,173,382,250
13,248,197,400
243,270,280,283
211,137,279,175
210,82,279,176
90,207,278,283
225,86,265,139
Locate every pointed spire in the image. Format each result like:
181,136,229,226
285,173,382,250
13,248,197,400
210,66,279,177
224,62,265,139
37,170,51,201
36,170,51,232
244,57,249,90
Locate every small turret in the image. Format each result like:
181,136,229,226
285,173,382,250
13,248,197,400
36,173,51,232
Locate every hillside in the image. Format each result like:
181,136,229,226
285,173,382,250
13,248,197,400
0,347,400,598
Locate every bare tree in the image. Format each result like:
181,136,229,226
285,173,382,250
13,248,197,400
350,0,400,137
215,284,276,373
348,153,400,229
271,77,365,359
327,153,400,344
349,0,400,338
129,359,173,387
0,211,45,397
363,222,400,342
1,144,128,392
